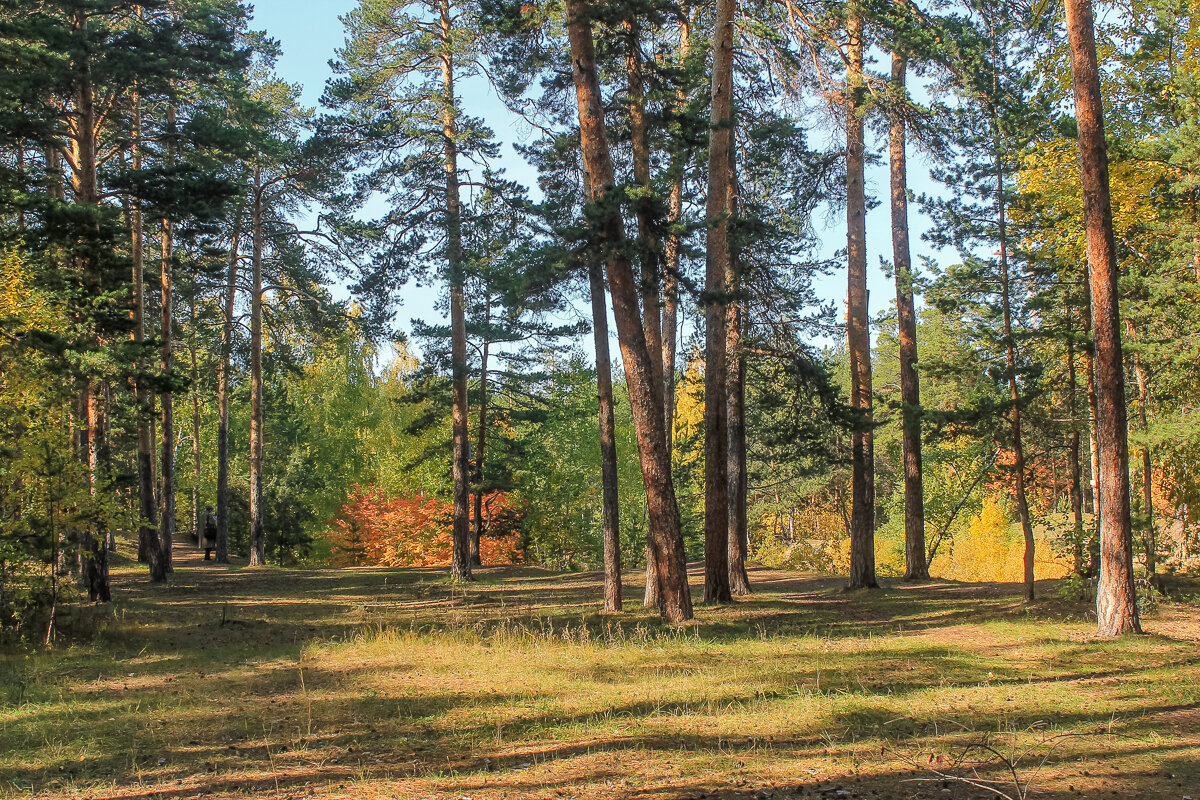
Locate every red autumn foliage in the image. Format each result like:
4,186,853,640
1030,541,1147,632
326,485,523,567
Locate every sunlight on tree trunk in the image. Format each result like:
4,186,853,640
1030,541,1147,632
845,5,876,590
1065,0,1141,636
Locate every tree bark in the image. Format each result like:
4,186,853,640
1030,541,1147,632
630,17,668,610
471,317,489,568
160,216,176,574
69,8,110,601
994,129,1035,603
249,167,266,567
1067,338,1087,576
661,9,691,455
159,101,178,575
704,0,736,605
726,158,750,596
216,225,238,564
190,300,202,551
726,238,751,596
566,0,693,623
626,20,663,393
442,0,473,581
1083,300,1101,572
84,388,111,600
1126,321,1154,575
1065,0,1141,635
588,239,623,613
890,52,928,582
643,542,659,609
846,7,877,589
131,86,163,578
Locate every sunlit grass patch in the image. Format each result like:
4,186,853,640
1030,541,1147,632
2,560,1199,799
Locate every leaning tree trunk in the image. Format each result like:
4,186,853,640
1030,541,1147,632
846,6,877,590
703,0,736,605
1065,0,1141,635
248,167,266,567
565,0,693,623
216,225,239,564
69,10,110,601
890,52,929,582
442,0,472,582
588,233,623,613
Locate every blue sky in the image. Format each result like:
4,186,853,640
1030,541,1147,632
247,0,939,357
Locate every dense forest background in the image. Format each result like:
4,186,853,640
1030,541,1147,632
2,0,1197,641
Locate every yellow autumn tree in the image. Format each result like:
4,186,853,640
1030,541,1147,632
1014,138,1164,270
932,495,1071,583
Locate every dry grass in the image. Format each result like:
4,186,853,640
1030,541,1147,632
2,545,1199,800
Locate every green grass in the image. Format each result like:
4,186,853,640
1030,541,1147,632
2,549,1199,799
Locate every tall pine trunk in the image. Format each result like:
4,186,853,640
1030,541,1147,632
1083,293,1101,571
629,18,666,610
1067,338,1087,576
216,226,238,565
588,234,623,613
442,0,473,581
704,0,736,605
1065,0,1141,635
994,132,1035,603
69,9,110,601
1126,321,1155,575
190,300,202,550
159,102,178,575
643,543,659,608
160,217,176,573
131,87,163,578
890,52,928,582
249,167,266,567
726,155,750,596
626,21,663,392
471,322,489,568
845,7,877,589
661,8,690,457
565,0,693,623
726,225,751,596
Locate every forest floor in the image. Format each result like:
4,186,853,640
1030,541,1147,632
3,544,1200,800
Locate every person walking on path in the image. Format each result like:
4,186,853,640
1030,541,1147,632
202,505,218,561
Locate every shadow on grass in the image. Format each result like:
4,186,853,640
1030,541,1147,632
4,552,1199,799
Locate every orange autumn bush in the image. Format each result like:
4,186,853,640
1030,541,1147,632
325,485,523,567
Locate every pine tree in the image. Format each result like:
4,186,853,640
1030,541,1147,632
704,0,737,604
563,0,693,623
844,0,877,590
1063,0,1141,635
327,0,506,581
